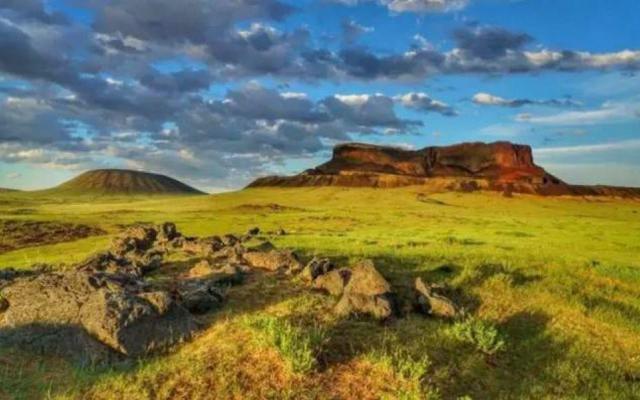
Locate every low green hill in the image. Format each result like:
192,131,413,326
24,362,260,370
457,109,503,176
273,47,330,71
48,169,205,195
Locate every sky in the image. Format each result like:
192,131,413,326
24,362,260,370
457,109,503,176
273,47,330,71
0,0,639,192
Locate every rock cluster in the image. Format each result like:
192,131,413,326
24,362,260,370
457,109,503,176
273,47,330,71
306,258,461,321
0,222,463,364
0,222,258,363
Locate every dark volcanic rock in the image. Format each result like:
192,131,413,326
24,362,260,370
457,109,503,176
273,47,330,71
248,141,640,197
0,271,197,362
79,289,196,356
187,260,245,286
301,257,336,282
334,260,396,320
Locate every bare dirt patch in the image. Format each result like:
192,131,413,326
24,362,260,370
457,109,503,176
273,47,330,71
0,220,106,254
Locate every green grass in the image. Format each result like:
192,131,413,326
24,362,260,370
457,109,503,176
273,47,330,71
447,317,507,355
0,187,639,399
246,315,327,374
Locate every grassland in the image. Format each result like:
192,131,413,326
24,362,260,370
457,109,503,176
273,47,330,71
0,187,639,399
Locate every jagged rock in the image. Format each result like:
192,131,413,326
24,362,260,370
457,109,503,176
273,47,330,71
111,225,158,256
243,249,303,272
313,268,351,297
334,260,396,320
177,280,226,314
301,257,335,282
221,234,240,247
187,260,245,286
181,236,224,256
0,271,197,362
414,277,461,319
75,250,162,277
157,222,180,242
79,289,196,356
210,244,246,264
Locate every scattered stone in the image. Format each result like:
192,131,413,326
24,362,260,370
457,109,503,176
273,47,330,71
275,228,287,236
181,236,224,256
75,250,162,277
221,234,240,247
210,244,246,264
110,225,158,256
243,249,303,273
313,268,351,297
414,277,461,319
157,222,180,242
334,260,396,320
247,227,260,236
177,280,226,314
301,257,335,282
187,260,245,286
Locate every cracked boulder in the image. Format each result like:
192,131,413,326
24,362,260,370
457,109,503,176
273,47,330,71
243,249,303,273
0,271,197,363
334,260,396,320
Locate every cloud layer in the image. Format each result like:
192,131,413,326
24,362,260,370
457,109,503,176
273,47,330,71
1,0,639,189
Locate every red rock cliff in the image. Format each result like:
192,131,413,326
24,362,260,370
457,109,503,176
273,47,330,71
248,141,640,197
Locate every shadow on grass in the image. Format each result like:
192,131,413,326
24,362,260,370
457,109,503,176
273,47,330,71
1,251,636,399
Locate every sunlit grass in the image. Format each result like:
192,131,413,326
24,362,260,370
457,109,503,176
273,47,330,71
1,187,639,398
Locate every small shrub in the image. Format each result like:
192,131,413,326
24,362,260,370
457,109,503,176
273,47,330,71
372,347,431,382
368,345,436,400
448,317,506,355
247,315,326,374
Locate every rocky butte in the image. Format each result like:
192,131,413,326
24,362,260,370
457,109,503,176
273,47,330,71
248,141,640,197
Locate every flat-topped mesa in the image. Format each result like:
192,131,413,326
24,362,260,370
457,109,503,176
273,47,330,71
249,141,606,195
312,142,557,185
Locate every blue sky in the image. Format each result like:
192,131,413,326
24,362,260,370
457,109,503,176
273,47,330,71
0,0,639,191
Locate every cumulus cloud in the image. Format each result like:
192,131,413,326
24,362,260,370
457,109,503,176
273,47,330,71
0,0,69,25
394,92,457,116
1,0,640,188
333,0,469,13
341,19,374,44
534,139,640,155
515,102,640,125
472,92,580,108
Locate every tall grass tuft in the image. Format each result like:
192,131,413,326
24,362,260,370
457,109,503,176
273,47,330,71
247,315,326,374
448,317,506,355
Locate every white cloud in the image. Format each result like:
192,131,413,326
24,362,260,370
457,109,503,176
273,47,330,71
6,172,22,179
394,92,457,116
334,93,381,106
534,139,640,156
332,0,469,13
473,92,510,106
516,102,640,125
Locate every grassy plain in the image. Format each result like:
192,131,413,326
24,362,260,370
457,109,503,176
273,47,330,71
0,187,639,399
